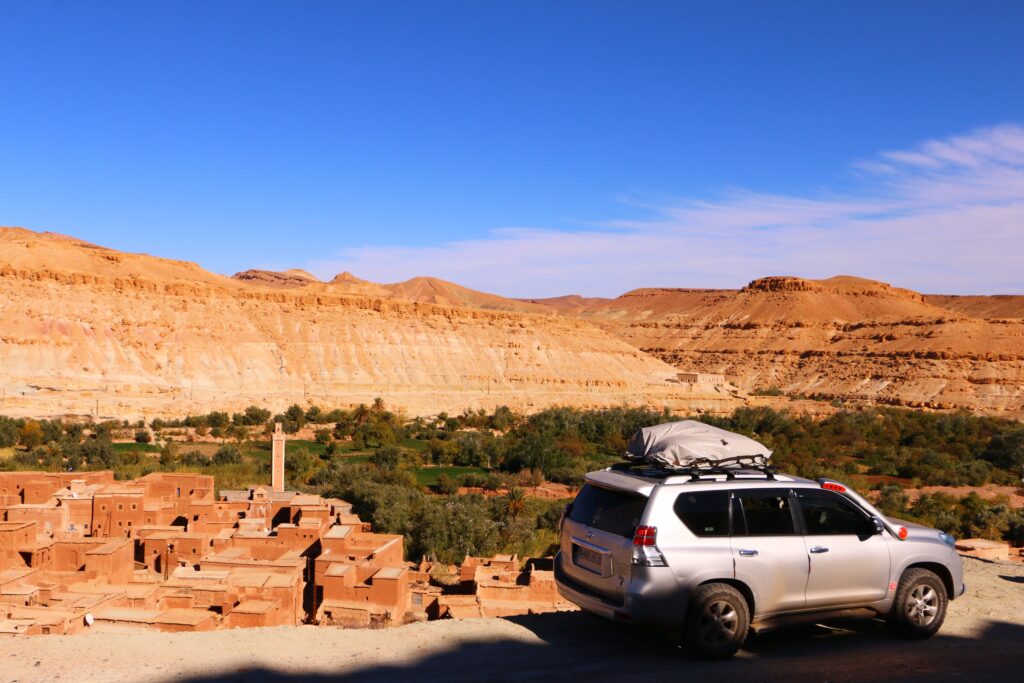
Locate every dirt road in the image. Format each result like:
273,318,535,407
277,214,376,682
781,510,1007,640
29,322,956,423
2,556,1022,683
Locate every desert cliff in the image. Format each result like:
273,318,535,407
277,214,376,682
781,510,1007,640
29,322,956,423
3,226,1022,419
533,276,1024,414
0,228,736,419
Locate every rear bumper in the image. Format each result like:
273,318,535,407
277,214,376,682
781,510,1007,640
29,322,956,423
553,551,685,629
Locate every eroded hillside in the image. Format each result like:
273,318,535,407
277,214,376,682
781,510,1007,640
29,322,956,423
548,276,1024,414
0,228,737,419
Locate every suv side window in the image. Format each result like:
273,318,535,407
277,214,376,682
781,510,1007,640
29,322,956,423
733,490,797,536
674,491,730,537
797,489,875,536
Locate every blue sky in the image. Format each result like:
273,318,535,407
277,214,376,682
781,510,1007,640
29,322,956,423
2,1,1023,296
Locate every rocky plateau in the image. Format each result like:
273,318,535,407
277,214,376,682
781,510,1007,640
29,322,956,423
2,226,1022,419
0,228,734,419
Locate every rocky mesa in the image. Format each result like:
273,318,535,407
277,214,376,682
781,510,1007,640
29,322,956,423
0,228,738,419
532,276,1024,415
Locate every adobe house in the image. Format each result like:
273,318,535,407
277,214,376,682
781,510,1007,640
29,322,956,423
91,486,146,538
316,564,411,627
224,598,288,629
2,467,507,635
83,539,134,584
91,606,218,633
439,554,576,619
0,472,114,506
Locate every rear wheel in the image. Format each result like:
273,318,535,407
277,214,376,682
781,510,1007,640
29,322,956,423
889,568,947,639
683,583,750,659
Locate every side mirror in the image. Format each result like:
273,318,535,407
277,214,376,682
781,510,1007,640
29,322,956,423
872,517,885,535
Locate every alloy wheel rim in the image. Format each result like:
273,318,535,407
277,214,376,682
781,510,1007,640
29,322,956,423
906,584,939,627
699,600,738,645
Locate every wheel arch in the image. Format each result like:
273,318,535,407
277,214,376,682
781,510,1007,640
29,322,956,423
696,578,755,617
903,562,953,599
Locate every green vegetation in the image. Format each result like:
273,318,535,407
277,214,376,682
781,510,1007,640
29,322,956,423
2,402,1023,557
414,466,488,487
310,463,563,563
111,442,161,454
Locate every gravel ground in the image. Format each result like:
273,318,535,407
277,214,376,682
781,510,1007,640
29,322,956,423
2,556,1022,683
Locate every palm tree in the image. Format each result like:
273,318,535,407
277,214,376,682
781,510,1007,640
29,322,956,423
504,487,527,520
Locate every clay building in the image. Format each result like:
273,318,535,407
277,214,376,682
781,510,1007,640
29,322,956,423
437,555,576,619
1,438,574,636
0,465,414,635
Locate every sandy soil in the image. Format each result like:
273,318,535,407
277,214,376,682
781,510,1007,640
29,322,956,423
2,556,1022,683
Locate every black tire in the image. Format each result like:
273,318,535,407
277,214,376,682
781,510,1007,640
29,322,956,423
889,568,948,639
683,583,750,659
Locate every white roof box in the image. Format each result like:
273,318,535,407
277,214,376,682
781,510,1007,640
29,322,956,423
625,420,772,469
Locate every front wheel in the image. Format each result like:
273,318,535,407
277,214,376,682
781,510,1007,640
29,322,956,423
683,583,750,659
889,568,948,639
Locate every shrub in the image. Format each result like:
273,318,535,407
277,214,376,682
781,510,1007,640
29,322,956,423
134,429,152,444
434,474,460,495
18,421,44,449
242,406,271,426
457,472,488,488
180,450,211,467
212,444,242,465
0,416,20,448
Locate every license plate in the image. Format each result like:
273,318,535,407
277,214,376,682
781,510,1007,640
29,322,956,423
573,544,604,573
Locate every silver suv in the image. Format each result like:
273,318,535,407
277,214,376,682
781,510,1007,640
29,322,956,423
554,464,965,659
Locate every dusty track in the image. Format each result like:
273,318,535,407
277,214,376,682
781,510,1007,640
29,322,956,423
2,557,1022,683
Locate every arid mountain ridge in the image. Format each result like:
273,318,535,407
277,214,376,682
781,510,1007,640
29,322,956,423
233,258,1024,416
0,228,736,419
2,226,1022,419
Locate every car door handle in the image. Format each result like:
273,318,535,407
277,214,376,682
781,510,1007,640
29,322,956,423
737,549,758,557
809,546,829,554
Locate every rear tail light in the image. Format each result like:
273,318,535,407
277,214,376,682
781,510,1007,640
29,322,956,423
633,526,657,547
821,481,847,493
632,526,667,567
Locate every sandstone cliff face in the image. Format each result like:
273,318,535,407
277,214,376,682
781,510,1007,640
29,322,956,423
546,276,1024,414
0,228,738,419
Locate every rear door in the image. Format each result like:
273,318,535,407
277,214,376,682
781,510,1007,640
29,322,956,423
795,489,891,608
561,483,648,603
731,489,808,616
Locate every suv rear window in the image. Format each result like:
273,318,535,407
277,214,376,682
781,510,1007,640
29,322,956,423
568,484,648,538
674,491,730,537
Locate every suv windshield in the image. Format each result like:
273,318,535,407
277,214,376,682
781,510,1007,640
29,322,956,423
568,484,647,537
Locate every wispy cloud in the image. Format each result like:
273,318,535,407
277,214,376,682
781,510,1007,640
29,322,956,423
308,124,1024,297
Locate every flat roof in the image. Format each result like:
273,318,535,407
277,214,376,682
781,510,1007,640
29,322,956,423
325,563,353,577
169,567,230,581
374,567,406,580
156,608,218,625
324,525,354,539
95,607,163,623
230,599,277,614
85,539,132,555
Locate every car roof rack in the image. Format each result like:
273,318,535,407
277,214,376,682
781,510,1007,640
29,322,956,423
611,454,777,482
